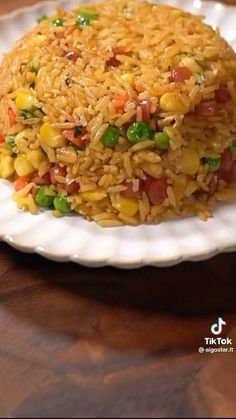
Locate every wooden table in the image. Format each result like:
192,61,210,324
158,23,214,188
1,1,236,418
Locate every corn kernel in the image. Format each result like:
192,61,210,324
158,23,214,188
121,73,135,85
141,162,163,179
204,47,218,60
15,129,31,153
164,126,175,141
40,123,66,148
28,34,47,46
15,90,35,110
165,44,181,58
176,173,187,188
0,155,15,179
15,129,31,142
160,92,189,114
185,180,198,197
79,188,107,202
181,57,203,74
14,155,35,177
180,147,200,176
112,196,139,217
27,149,48,170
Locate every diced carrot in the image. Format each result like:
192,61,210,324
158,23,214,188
113,94,128,113
14,177,29,192
72,29,80,37
70,135,84,147
8,108,17,126
63,128,86,148
64,26,76,36
0,133,5,143
55,32,65,39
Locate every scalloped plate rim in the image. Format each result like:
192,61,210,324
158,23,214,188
1,231,236,268
0,0,236,268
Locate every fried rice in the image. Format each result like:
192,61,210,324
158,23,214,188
0,0,236,227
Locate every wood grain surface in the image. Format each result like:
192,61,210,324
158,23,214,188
0,1,236,418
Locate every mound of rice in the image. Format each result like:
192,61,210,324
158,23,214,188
0,0,236,227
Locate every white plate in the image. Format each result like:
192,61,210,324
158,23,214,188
0,0,236,268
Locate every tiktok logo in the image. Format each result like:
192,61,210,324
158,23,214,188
210,317,226,336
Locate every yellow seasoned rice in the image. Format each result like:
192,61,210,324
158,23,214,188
0,0,236,226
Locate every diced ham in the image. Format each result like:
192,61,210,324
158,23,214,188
215,86,230,104
194,100,219,117
145,177,167,205
65,181,80,194
31,172,51,185
122,181,143,198
50,164,67,184
106,56,121,67
220,150,233,174
136,99,152,122
169,66,192,83
64,51,79,61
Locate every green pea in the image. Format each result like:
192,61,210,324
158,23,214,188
77,10,98,20
101,126,120,148
35,186,54,208
127,122,152,144
154,131,170,150
6,137,16,151
76,10,98,28
52,18,65,27
204,156,221,172
230,142,236,156
54,196,71,214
